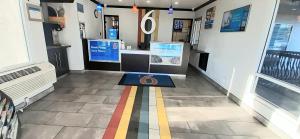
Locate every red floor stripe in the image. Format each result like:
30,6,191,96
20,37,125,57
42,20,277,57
102,86,132,139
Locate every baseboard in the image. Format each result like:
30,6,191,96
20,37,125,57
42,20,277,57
70,70,187,78
189,65,228,95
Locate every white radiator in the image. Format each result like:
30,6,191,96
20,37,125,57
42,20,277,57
0,63,57,106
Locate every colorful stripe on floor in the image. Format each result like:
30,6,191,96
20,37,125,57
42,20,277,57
102,86,171,139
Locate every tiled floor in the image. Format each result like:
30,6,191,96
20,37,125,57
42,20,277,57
19,68,282,139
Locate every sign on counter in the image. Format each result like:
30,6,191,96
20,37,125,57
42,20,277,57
88,40,120,63
150,42,184,66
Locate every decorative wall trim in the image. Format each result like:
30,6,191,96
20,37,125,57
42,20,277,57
89,1,192,11
194,0,217,11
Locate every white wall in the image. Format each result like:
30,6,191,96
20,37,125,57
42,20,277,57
276,14,300,52
103,8,139,47
157,10,195,42
194,0,277,99
59,2,83,70
57,0,102,70
22,0,49,64
103,8,194,46
0,0,30,71
77,0,102,39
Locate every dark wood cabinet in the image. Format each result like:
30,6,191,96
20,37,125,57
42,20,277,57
47,47,70,77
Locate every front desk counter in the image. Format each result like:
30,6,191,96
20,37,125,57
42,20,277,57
82,39,190,75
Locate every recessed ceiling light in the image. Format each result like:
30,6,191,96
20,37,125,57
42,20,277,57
146,0,151,3
174,1,179,5
118,0,122,2
292,8,297,11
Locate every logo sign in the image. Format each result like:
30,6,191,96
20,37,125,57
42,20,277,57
141,10,156,34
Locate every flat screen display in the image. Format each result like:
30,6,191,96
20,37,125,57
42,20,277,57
221,5,251,32
88,40,120,63
150,42,184,66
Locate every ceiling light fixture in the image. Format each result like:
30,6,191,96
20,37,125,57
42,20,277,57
132,0,138,13
174,1,179,5
168,0,174,15
146,0,151,3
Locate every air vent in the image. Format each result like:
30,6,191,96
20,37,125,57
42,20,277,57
0,66,41,84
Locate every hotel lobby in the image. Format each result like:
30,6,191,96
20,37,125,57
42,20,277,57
1,0,300,139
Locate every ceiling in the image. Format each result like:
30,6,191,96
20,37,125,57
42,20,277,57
96,0,210,9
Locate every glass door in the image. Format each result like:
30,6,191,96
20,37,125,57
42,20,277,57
253,0,300,138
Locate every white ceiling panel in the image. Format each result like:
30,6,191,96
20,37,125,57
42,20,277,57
97,0,209,9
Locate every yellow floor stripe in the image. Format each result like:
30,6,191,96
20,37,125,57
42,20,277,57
114,86,137,139
155,87,171,139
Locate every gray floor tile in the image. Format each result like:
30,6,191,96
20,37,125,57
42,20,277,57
226,122,281,139
169,121,191,133
79,104,116,114
67,88,98,95
74,95,106,103
102,96,121,105
95,89,122,96
19,111,58,124
172,133,217,139
45,102,85,112
216,135,259,139
43,93,80,102
47,112,93,126
87,114,112,128
21,124,63,139
188,121,235,135
54,127,104,139
27,100,54,111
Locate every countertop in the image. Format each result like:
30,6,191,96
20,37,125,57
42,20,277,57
120,49,150,55
47,45,71,49
191,49,208,53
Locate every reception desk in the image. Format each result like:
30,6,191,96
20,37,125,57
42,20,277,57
82,39,190,75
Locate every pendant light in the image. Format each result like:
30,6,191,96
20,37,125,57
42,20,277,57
168,0,174,15
132,0,138,13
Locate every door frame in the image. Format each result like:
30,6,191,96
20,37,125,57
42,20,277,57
104,15,120,39
250,0,300,138
171,18,194,42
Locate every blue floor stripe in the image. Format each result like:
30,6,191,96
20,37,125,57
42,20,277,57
137,87,149,139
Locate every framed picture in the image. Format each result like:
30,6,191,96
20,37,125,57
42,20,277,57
205,6,216,29
221,5,251,32
26,3,43,22
173,20,184,32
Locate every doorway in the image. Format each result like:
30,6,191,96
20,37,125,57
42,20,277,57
253,0,300,137
172,18,193,42
104,15,119,39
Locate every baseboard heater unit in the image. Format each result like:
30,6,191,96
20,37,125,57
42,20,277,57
0,63,57,107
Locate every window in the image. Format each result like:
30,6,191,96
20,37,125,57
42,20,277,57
255,0,300,118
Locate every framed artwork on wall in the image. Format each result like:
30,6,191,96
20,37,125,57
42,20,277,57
221,5,251,32
205,6,216,29
26,3,43,22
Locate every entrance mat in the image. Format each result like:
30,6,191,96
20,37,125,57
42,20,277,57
118,73,175,88
102,86,171,139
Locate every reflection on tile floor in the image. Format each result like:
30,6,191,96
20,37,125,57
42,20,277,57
19,68,283,139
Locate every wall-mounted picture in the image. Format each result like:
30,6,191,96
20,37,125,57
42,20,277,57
204,6,216,29
221,5,251,32
26,4,43,22
173,20,184,32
